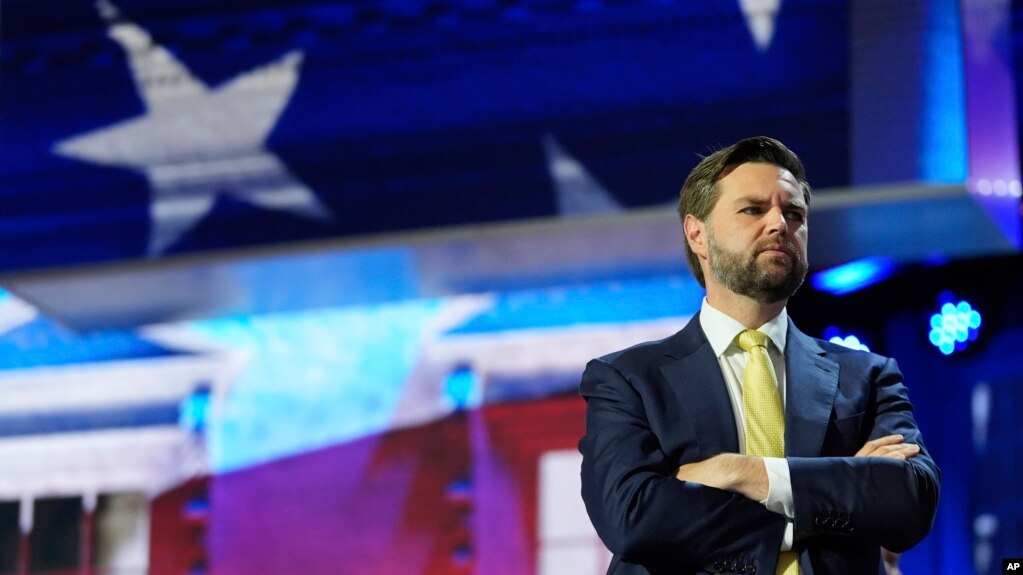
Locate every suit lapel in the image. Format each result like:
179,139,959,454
784,320,840,457
659,314,740,457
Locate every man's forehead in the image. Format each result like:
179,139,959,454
718,160,795,179
718,162,803,196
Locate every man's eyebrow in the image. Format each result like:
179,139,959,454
732,195,807,210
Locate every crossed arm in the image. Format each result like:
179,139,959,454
675,434,922,502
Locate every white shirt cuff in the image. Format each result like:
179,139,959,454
760,456,794,551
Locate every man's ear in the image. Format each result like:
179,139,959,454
684,214,708,259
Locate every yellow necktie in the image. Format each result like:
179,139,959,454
738,330,799,575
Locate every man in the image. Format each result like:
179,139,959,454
578,137,939,575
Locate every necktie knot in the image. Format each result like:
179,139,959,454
738,329,770,353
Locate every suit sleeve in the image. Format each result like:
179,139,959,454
579,358,786,569
788,357,940,552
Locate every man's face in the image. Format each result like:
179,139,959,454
702,162,809,304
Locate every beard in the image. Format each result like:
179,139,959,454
706,231,807,304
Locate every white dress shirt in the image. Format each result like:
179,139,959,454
698,298,796,550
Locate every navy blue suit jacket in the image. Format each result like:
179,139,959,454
578,313,940,575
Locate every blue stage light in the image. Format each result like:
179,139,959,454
445,476,473,502
928,298,981,355
444,366,480,410
828,334,870,352
822,326,870,351
810,257,896,295
179,386,212,433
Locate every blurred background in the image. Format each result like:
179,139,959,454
1,0,1021,573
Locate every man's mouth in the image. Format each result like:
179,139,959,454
758,244,793,258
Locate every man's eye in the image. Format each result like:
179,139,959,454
786,211,806,221
741,207,762,215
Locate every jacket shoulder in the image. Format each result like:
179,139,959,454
594,319,703,375
814,337,892,366
788,322,892,367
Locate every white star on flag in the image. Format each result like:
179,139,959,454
739,0,783,52
543,134,620,217
53,0,333,255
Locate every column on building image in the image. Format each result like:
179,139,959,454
94,492,151,575
0,501,19,575
0,491,150,575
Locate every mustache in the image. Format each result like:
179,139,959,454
753,238,801,259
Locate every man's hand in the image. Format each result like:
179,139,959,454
855,434,920,460
675,453,769,501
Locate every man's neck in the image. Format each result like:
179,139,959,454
705,289,788,329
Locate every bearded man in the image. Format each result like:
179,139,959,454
578,137,939,575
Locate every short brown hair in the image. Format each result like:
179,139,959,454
677,136,812,287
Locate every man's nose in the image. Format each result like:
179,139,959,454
766,208,788,235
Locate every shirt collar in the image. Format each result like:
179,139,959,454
699,298,789,357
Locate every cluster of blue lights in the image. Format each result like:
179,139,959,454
929,300,982,355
